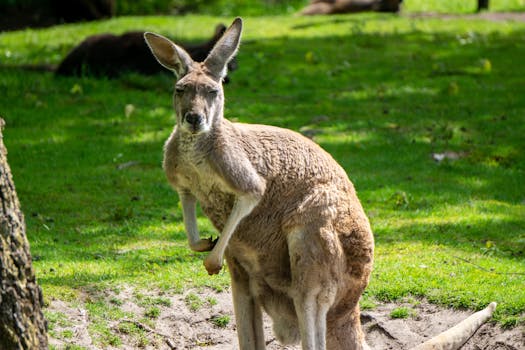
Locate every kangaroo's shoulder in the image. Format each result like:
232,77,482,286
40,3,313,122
231,120,343,171
233,121,309,140
230,121,329,156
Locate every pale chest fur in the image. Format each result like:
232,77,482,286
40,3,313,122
163,130,235,229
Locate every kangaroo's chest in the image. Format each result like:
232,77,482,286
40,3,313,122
169,146,235,230
167,138,223,191
177,162,220,195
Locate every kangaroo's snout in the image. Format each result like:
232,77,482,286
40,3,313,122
184,112,204,129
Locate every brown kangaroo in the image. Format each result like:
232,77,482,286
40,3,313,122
144,18,496,350
300,0,403,15
55,24,237,79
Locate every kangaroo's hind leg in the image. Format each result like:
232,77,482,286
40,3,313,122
292,287,332,350
287,226,339,350
326,304,370,350
226,256,266,350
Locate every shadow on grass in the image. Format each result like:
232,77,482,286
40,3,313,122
0,23,524,293
375,217,525,258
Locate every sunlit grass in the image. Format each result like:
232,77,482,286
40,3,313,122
0,7,524,330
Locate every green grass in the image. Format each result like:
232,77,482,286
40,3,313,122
144,306,161,319
0,2,524,336
85,300,133,346
390,306,415,319
203,0,525,15
210,314,231,328
185,292,206,311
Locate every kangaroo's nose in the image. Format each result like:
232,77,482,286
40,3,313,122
185,113,203,126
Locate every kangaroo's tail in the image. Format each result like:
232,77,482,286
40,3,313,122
410,302,497,350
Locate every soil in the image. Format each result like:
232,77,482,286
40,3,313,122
47,287,524,350
406,12,525,22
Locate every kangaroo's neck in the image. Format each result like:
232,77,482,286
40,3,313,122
175,118,234,153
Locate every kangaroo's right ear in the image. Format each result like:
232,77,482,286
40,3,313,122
144,32,193,77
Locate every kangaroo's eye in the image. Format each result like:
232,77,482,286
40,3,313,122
175,86,185,94
208,89,219,96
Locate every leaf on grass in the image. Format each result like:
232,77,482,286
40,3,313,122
116,161,140,170
432,151,465,163
305,51,317,64
125,104,135,118
479,58,492,73
70,84,83,95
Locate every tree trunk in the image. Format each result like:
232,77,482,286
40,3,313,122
478,0,489,11
0,119,48,350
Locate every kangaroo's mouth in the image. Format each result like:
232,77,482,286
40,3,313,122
182,121,207,135
189,125,201,134
181,112,208,134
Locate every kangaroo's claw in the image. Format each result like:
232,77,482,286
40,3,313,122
190,237,217,252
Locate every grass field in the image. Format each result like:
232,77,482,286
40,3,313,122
0,2,524,347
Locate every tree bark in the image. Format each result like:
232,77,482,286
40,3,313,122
478,0,489,11
0,119,48,350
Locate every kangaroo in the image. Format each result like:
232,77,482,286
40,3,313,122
144,18,496,350
300,0,403,15
55,24,237,79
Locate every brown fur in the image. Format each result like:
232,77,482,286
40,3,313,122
56,24,237,80
144,18,496,350
300,0,402,15
171,121,374,348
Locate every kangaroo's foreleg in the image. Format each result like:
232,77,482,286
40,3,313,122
179,191,216,252
204,193,260,275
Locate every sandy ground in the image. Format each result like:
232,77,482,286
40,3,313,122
406,12,525,22
47,287,524,350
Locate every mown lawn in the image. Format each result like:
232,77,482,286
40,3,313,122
0,4,524,346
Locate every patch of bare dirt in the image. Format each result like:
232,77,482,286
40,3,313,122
406,12,525,22
362,301,524,350
46,287,524,349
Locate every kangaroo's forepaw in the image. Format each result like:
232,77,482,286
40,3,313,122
189,237,217,252
204,255,223,275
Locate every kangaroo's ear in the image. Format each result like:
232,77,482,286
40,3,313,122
204,17,243,80
144,32,193,78
213,23,227,39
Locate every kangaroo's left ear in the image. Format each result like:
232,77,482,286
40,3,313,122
204,17,243,80
144,32,193,78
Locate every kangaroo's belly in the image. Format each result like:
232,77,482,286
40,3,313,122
199,189,235,231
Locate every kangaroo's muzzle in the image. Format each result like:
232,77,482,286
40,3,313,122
185,112,203,126
184,112,204,132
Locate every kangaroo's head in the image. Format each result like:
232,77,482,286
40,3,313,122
144,18,242,135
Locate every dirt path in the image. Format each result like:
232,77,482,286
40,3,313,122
46,287,523,350
406,12,525,22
